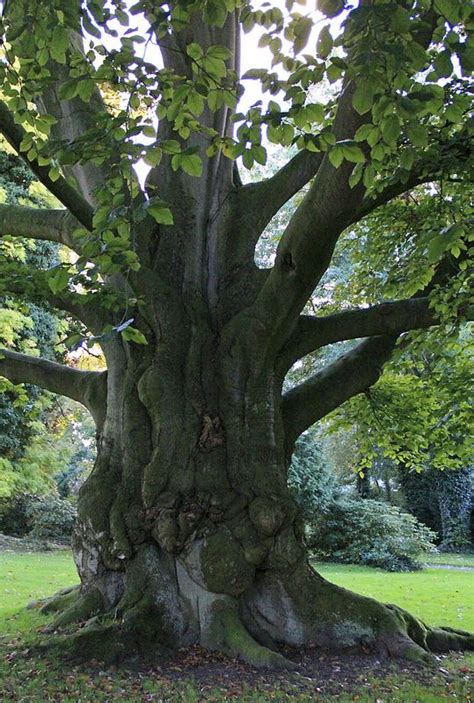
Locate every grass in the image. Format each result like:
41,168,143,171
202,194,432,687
425,552,474,568
0,550,472,702
313,561,474,632
0,551,77,623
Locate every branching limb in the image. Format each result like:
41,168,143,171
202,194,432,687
0,101,93,229
240,149,324,237
1,271,107,331
250,83,367,345
282,298,438,369
282,334,398,448
0,348,106,426
0,202,80,250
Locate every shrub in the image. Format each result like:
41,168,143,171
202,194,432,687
307,497,437,571
0,493,32,536
25,494,77,541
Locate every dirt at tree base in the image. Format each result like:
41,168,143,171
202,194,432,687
14,645,467,701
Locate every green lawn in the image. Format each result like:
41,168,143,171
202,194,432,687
0,551,78,623
0,551,472,702
313,561,474,632
425,552,474,568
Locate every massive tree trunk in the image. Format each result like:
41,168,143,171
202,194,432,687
46,342,473,665
39,167,472,664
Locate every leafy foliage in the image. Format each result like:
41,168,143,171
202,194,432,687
307,497,437,571
25,493,77,541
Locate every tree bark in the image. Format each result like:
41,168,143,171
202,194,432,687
36,311,473,666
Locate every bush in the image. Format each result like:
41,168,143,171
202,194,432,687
0,493,32,536
307,497,437,571
25,494,77,541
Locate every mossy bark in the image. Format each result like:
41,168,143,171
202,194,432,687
41,347,473,666
27,72,473,665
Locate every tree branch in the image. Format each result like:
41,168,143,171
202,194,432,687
282,334,398,448
282,298,438,368
240,149,325,236
248,82,366,345
0,348,107,427
0,100,94,229
0,203,80,250
354,126,473,223
0,266,107,331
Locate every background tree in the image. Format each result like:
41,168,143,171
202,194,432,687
0,141,62,502
0,142,96,537
0,0,473,666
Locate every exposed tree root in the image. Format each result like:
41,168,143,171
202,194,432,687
205,599,296,669
42,588,104,633
242,562,474,665
29,556,473,668
27,584,80,613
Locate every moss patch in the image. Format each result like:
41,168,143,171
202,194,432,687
201,529,255,596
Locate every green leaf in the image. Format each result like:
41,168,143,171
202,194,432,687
317,25,333,60
407,123,428,147
252,144,267,165
293,16,313,54
434,50,454,78
400,148,415,171
202,56,227,78
147,204,174,225
352,81,375,115
187,91,205,116
207,44,231,60
50,26,69,63
444,104,464,123
37,48,49,67
434,0,460,25
47,267,70,294
59,79,79,100
349,163,363,188
329,146,344,168
180,153,203,177
161,140,181,154
242,150,254,169
77,79,96,103
341,144,365,164
122,326,147,344
143,146,162,167
187,43,204,60
48,166,61,182
381,114,401,145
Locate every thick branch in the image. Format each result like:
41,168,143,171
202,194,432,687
249,82,366,345
0,101,93,229
282,334,398,447
240,149,325,236
283,298,438,368
0,203,80,250
0,348,107,426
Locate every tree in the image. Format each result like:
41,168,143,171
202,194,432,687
0,0,473,665
328,334,473,548
0,141,63,500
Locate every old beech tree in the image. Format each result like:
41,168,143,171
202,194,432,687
0,0,473,664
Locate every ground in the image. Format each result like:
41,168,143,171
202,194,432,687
0,550,473,702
